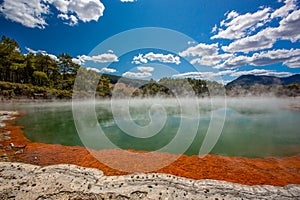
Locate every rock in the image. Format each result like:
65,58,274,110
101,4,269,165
0,162,299,200
0,136,11,142
0,153,7,158
3,131,11,135
0,111,18,128
14,149,24,155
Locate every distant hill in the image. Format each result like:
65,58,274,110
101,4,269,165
101,74,149,87
226,74,300,88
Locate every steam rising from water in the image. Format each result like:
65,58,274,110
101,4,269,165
5,97,300,172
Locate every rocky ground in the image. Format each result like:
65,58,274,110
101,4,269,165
0,162,299,200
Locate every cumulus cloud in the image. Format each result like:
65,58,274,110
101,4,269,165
123,71,152,78
190,53,233,66
215,49,300,69
217,0,300,53
230,69,293,77
86,67,101,73
211,24,218,33
221,30,275,53
25,47,58,61
268,9,300,42
48,0,105,23
179,43,219,57
76,53,119,64
182,3,300,70
222,10,300,53
132,54,148,64
100,67,117,73
132,52,180,65
251,49,300,68
211,7,271,40
215,55,250,69
0,0,105,28
57,13,78,26
271,0,297,19
122,66,154,78
0,0,49,29
72,58,82,65
137,66,154,72
85,67,116,73
179,43,233,67
173,70,234,80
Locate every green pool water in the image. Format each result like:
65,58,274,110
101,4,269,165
4,98,300,158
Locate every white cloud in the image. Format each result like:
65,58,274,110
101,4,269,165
230,69,293,77
85,67,116,73
122,71,152,78
222,30,275,53
137,66,154,72
25,47,58,61
251,49,300,68
271,0,297,19
48,0,105,22
0,0,105,29
132,52,180,65
215,55,250,69
100,67,117,73
122,66,154,78
226,10,239,20
57,13,78,26
181,4,300,70
173,70,234,79
190,53,233,66
77,53,119,64
223,8,300,53
268,9,300,42
0,0,49,29
179,43,219,57
216,49,300,69
72,58,82,65
179,43,233,67
211,24,217,33
215,1,300,53
86,67,100,73
211,7,271,40
132,54,148,64
25,47,46,54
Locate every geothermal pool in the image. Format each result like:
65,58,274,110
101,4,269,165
4,98,300,158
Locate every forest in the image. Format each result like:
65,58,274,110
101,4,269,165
0,35,111,99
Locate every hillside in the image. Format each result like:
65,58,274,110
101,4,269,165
226,74,300,88
225,74,300,97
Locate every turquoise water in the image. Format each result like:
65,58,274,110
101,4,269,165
3,98,300,158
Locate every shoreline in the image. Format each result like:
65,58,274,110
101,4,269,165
1,162,299,200
0,110,300,186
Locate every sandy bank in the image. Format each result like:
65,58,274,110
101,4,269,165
0,162,299,200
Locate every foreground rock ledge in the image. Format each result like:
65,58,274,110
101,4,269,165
0,162,299,200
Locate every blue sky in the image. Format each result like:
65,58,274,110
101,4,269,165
0,0,300,83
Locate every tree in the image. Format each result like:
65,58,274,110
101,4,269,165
0,36,23,82
33,71,49,86
23,53,36,84
35,54,59,86
57,53,79,80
